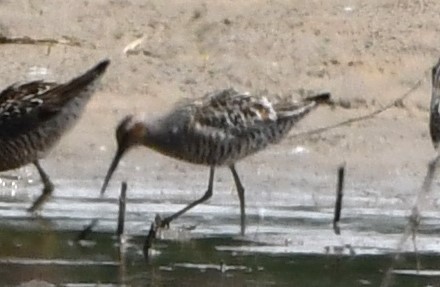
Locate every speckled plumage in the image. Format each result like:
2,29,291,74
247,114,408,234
101,88,330,234
0,59,110,211
430,58,440,150
141,89,330,166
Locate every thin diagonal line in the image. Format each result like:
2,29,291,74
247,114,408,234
290,72,428,139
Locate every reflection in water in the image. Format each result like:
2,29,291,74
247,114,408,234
0,227,440,286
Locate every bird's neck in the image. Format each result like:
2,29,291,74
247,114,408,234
143,120,177,156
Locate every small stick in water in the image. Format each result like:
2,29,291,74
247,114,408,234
116,182,127,239
76,219,99,241
333,164,345,235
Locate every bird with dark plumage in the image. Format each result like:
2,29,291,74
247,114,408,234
100,88,330,235
430,58,440,150
0,59,110,212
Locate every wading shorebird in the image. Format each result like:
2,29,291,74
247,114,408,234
100,88,330,235
0,59,110,212
430,58,440,150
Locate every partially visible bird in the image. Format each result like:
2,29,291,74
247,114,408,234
430,58,440,150
100,88,331,235
0,59,110,212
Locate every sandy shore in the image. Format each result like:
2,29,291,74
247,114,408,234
0,0,439,213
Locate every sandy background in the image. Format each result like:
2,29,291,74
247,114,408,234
0,0,439,213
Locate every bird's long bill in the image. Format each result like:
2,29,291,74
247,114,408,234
100,148,125,195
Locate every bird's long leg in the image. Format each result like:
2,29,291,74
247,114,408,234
160,166,215,228
229,164,246,235
28,161,54,212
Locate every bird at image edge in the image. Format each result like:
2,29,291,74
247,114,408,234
101,88,331,235
0,59,110,212
430,57,440,150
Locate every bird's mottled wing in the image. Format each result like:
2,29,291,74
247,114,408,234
189,88,277,137
0,59,109,139
0,81,58,136
0,59,109,133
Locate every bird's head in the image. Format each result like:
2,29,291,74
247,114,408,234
100,115,147,195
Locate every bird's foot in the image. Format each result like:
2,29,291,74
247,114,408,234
143,214,171,260
27,183,54,213
27,195,48,213
156,214,171,229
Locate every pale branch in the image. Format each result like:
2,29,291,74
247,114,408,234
0,35,87,47
290,75,426,139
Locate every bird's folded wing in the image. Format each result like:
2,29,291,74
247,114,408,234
186,89,278,139
0,81,59,137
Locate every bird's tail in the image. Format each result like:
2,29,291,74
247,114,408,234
43,59,110,107
264,92,331,144
303,92,332,104
276,92,331,119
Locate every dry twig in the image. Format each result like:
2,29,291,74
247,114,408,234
290,76,426,139
0,35,82,47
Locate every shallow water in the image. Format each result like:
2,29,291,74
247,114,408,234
1,175,440,286
2,228,440,286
